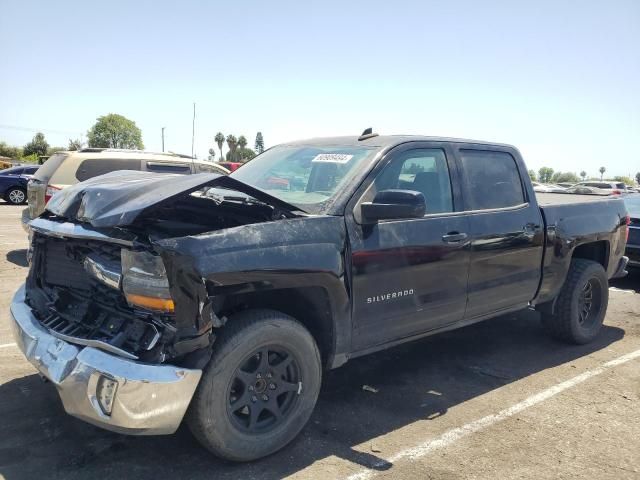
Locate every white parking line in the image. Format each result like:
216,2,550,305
0,343,17,349
345,348,640,480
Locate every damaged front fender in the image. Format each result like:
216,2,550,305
154,216,352,366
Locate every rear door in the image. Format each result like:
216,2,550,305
347,142,471,350
75,158,142,182
453,146,544,318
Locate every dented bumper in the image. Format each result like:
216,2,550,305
10,284,202,435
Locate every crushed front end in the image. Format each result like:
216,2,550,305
11,170,303,436
10,218,204,434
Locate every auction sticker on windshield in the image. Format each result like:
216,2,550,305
311,153,354,163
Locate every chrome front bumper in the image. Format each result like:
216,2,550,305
10,285,202,435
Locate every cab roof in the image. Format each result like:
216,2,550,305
279,135,514,150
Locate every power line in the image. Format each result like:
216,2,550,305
0,124,83,136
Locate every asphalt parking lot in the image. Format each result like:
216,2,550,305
0,202,639,480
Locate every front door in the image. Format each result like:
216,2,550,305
347,144,471,351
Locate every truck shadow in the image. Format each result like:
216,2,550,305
6,249,28,268
610,268,640,293
0,310,625,480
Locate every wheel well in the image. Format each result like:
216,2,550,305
217,287,334,368
572,241,609,269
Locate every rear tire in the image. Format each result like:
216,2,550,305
187,309,322,461
541,258,608,344
5,187,26,205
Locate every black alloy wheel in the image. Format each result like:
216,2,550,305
227,346,301,434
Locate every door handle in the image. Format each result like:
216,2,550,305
442,232,468,243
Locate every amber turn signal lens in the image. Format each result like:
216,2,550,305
125,294,175,312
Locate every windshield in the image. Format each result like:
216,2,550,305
230,145,377,213
624,195,640,218
33,152,67,182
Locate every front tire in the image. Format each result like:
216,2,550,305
541,258,608,344
187,309,322,461
5,187,26,205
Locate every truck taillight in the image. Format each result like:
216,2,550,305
612,189,622,195
45,185,61,204
625,215,630,243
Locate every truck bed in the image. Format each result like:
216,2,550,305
536,192,615,206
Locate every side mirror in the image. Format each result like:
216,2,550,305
361,189,426,223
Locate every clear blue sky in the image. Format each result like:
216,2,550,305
1,0,638,178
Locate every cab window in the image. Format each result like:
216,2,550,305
459,150,525,210
374,149,453,214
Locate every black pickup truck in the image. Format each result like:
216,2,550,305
11,133,629,461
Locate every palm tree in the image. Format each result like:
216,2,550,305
237,135,247,160
226,134,238,161
215,132,225,160
599,166,606,180
580,171,587,181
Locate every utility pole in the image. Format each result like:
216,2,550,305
161,127,165,152
191,103,196,159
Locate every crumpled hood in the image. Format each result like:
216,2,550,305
46,170,303,228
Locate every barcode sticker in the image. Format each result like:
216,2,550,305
311,154,354,164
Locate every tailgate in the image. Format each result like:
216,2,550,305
27,180,45,218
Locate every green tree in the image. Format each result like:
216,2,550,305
47,146,65,155
538,167,554,183
87,114,144,149
528,169,537,182
238,147,256,162
226,134,238,161
551,172,580,184
23,132,49,157
599,166,606,180
68,138,84,151
208,148,215,161
613,176,634,186
0,142,22,159
214,132,225,159
237,135,247,151
20,153,40,164
255,132,264,154
636,172,640,185
580,171,587,181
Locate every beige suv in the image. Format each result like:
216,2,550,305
25,148,229,226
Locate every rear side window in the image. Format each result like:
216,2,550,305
145,161,191,174
615,183,625,189
24,167,39,174
75,158,142,181
459,150,525,210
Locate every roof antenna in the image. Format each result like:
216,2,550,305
358,127,378,141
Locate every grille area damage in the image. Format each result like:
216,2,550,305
26,234,173,361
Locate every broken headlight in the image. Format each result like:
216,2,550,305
121,249,175,312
